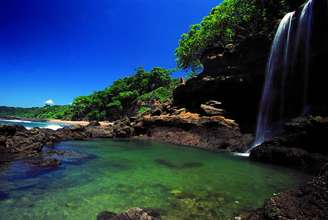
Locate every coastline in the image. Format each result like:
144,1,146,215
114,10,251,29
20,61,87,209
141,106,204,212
47,119,112,127
0,116,112,127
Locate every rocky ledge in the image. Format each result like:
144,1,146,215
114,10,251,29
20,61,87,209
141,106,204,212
250,116,328,173
134,103,252,152
0,119,134,167
244,163,328,220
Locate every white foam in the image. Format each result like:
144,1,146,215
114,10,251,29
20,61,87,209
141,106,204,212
44,125,63,130
233,152,250,157
0,119,32,123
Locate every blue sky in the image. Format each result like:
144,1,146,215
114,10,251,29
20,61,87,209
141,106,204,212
0,0,219,107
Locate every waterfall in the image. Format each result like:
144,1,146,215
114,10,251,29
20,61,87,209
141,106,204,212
249,0,314,152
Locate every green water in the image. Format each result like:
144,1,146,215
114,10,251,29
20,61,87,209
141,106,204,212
0,139,309,220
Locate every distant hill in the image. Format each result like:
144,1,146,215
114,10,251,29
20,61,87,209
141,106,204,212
1,67,179,121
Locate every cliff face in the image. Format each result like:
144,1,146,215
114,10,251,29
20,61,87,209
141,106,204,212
174,36,271,133
250,116,328,173
174,0,328,134
134,101,252,152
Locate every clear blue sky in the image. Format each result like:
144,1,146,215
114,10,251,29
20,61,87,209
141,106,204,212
0,0,220,107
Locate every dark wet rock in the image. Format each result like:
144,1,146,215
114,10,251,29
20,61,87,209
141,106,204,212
250,116,328,173
0,122,133,170
155,159,203,169
0,125,48,154
0,120,134,157
244,164,328,220
97,211,117,220
86,126,114,138
250,145,328,173
97,208,160,220
112,118,134,138
173,36,271,133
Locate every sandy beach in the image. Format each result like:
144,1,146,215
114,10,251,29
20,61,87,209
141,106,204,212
47,119,112,127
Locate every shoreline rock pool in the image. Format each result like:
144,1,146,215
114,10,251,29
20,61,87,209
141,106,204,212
0,139,310,220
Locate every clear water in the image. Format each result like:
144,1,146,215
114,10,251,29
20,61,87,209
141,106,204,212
0,118,66,130
0,139,309,220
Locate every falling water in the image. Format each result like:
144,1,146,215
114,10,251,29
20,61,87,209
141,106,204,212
295,0,313,115
249,0,314,152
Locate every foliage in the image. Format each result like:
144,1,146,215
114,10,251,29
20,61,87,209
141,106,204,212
68,67,178,121
175,0,306,70
0,67,178,121
0,105,71,120
138,106,151,114
139,86,175,103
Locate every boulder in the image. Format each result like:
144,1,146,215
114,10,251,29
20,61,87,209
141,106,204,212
134,111,250,152
250,116,328,173
244,164,328,220
87,121,101,127
200,104,224,116
112,118,134,138
97,208,160,220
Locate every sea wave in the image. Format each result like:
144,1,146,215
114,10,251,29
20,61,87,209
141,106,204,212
0,119,32,123
44,125,63,130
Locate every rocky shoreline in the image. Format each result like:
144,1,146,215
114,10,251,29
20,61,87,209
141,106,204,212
1,1,328,218
1,112,327,220
244,164,328,220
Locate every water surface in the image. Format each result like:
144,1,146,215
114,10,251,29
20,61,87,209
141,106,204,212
0,139,309,220
0,118,66,130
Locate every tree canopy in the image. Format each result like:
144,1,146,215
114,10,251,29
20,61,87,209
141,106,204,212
69,67,178,121
175,0,306,70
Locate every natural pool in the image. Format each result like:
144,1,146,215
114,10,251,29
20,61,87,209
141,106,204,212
0,139,309,220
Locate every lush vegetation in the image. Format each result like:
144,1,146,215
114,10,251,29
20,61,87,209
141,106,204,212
0,67,178,121
0,105,71,120
69,67,179,121
1,0,308,122
175,0,306,70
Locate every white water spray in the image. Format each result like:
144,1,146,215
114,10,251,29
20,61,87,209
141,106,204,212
249,0,314,153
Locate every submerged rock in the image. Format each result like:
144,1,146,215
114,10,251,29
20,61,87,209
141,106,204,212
28,158,61,170
166,190,233,220
97,208,160,220
154,159,203,169
97,211,116,220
